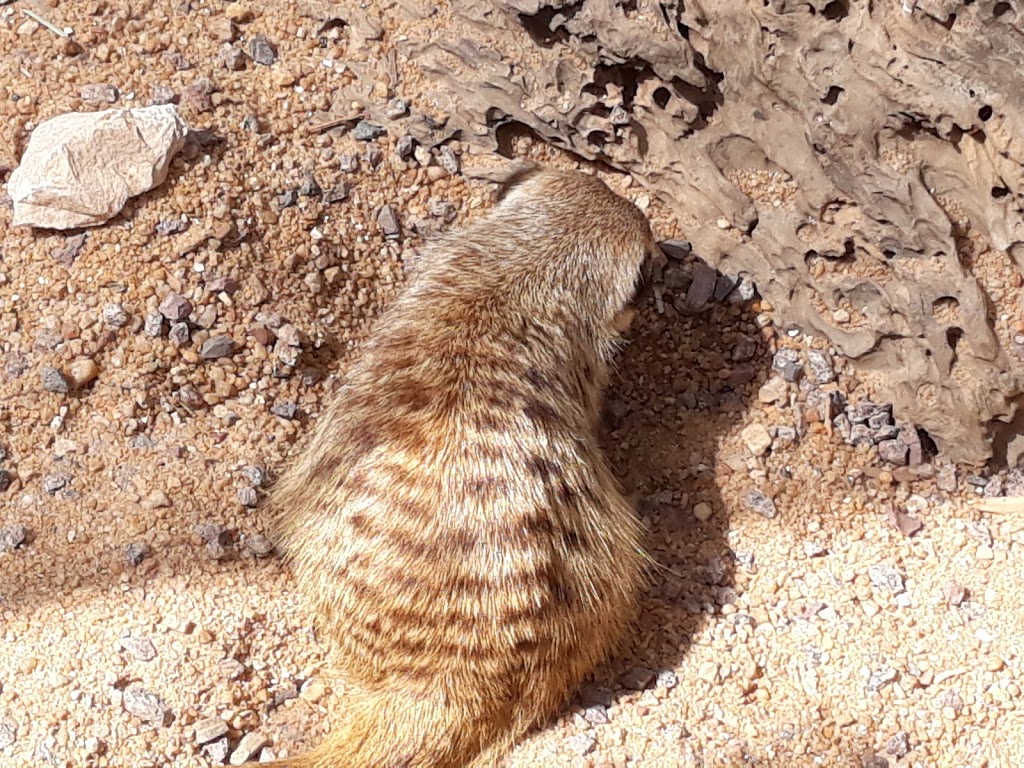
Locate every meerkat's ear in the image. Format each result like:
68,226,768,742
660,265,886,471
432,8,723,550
494,160,544,202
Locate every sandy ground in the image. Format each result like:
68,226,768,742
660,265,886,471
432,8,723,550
2,1,1023,767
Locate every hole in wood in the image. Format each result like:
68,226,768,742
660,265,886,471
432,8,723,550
821,86,844,105
917,427,939,458
822,0,849,20
933,296,961,317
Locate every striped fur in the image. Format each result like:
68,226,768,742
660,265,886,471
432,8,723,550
255,167,659,768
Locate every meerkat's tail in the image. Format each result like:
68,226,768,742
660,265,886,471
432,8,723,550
248,684,521,768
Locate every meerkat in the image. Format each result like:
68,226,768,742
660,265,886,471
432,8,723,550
253,165,661,768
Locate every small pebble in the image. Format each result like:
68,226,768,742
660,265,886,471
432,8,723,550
200,336,235,360
122,685,170,725
196,523,229,546
218,43,247,71
242,465,267,487
275,324,303,348
53,233,87,266
339,152,360,173
428,198,456,221
169,322,191,345
437,145,460,174
414,145,434,167
193,716,229,745
582,705,609,724
620,667,655,689
807,349,836,384
243,533,275,557
274,189,299,210
271,683,299,708
886,731,910,758
229,731,268,765
385,98,409,118
773,425,798,445
124,541,150,566
81,83,119,103
213,17,238,42
237,487,259,507
298,173,322,197
118,635,157,661
203,738,230,764
300,678,326,702
867,666,898,692
270,402,298,419
149,85,177,105
740,423,772,457
68,358,99,387
207,275,240,294
732,337,758,362
219,658,246,680
867,563,906,595
744,489,778,518
248,35,277,66
568,732,596,756
758,376,788,404
144,312,165,337
772,349,804,382
195,305,219,329
377,205,402,239
159,293,193,322
102,303,129,328
396,135,417,161
878,439,909,465
656,669,679,689
180,79,214,113
363,145,383,168
142,490,172,510
353,120,386,141
0,718,15,749
803,540,827,558
323,185,348,204
0,524,28,552
692,501,713,521
659,239,691,260
43,472,71,495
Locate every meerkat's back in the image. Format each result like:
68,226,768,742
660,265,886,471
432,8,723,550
256,167,659,768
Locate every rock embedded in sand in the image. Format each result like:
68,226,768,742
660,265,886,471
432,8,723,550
229,731,268,765
0,524,28,552
122,685,170,725
41,366,69,394
7,105,189,229
193,716,229,745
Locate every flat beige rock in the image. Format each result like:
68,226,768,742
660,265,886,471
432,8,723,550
7,105,188,230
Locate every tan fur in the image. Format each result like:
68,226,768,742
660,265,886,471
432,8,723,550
252,168,659,768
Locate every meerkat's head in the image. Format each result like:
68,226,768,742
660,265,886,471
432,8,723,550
491,164,661,331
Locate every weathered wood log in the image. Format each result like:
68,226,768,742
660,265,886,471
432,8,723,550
389,0,1023,466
